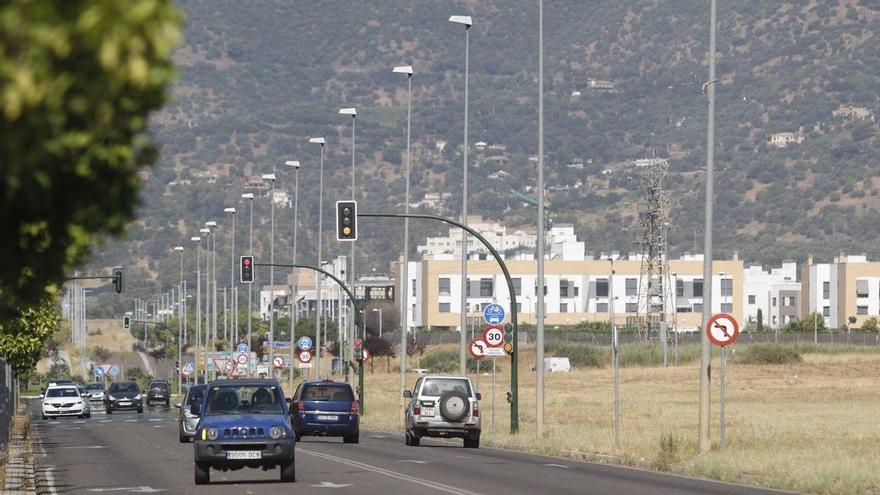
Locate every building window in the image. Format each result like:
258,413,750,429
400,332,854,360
596,302,608,313
857,306,868,315
676,306,692,313
748,295,756,304
560,281,569,298
772,297,777,306
721,303,733,313
480,278,493,297
513,278,522,296
560,303,568,313
856,280,869,297
625,302,638,313
693,279,703,297
439,303,451,313
515,302,522,313
720,278,733,297
676,280,684,297
574,286,580,297
625,278,637,296
596,279,609,297
823,281,830,299
412,279,416,297
822,306,830,317
692,303,703,313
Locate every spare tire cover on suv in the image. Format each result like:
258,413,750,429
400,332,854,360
438,390,470,422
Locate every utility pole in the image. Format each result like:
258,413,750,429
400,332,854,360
699,0,717,454
536,0,546,439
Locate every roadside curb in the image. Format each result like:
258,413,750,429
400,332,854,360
2,407,36,494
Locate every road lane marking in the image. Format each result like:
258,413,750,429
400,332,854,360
312,481,354,488
399,460,430,464
60,445,106,449
148,418,164,422
87,487,166,493
543,463,570,469
300,449,482,495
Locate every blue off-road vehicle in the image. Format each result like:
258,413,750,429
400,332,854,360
192,379,295,484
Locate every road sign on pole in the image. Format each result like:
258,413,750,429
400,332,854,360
483,304,505,325
94,367,105,378
298,349,313,368
483,326,504,348
469,338,487,359
182,363,194,377
236,353,249,365
272,356,285,368
706,313,739,347
360,349,371,363
297,336,313,351
236,343,249,354
108,365,120,377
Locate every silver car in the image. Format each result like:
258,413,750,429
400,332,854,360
403,375,481,448
176,384,206,443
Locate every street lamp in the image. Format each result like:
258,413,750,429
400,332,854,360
224,207,236,346
372,307,384,338
192,235,203,383
448,14,472,376
205,221,218,378
393,64,413,415
242,193,255,358
174,246,184,394
536,0,547,439
338,108,357,385
262,173,277,379
309,136,326,378
285,160,300,392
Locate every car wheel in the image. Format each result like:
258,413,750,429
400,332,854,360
464,432,480,449
409,433,420,447
280,460,296,482
85,412,91,419
343,432,359,444
178,431,189,443
137,408,143,414
405,432,410,446
41,415,47,420
194,462,210,485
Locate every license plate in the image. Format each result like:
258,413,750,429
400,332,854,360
316,415,338,421
119,401,130,405
226,451,261,460
423,408,434,416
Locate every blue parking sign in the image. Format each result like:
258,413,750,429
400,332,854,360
483,303,506,325
236,343,249,354
297,336,313,351
94,367,104,377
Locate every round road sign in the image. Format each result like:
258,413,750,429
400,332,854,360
468,338,487,359
297,336,313,351
298,350,313,364
94,367,105,377
236,353,249,365
272,356,285,368
483,303,505,325
108,365,120,377
361,349,371,363
354,338,362,348
706,313,740,347
236,343,249,353
483,326,504,348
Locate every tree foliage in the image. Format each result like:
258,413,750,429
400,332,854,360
0,0,180,321
0,299,61,375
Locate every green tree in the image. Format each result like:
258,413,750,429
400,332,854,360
861,317,879,335
90,345,112,363
756,309,764,332
0,1,181,321
0,299,61,375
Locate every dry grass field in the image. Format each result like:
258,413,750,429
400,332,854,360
356,344,880,495
83,319,136,352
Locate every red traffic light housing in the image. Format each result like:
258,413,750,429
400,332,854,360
240,255,255,283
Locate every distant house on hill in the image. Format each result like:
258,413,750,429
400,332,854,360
245,175,269,191
832,105,874,121
767,131,804,148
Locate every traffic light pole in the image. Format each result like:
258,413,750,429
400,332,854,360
358,212,520,433
253,262,363,410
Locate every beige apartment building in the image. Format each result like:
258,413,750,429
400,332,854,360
802,254,880,329
396,256,744,332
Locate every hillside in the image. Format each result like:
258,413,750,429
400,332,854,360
84,0,880,310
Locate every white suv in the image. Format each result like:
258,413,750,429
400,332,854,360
41,385,91,419
403,375,481,448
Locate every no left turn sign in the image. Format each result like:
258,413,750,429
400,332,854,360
706,313,739,347
468,338,487,360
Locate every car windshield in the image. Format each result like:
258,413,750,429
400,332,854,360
186,387,206,406
85,384,103,391
301,384,354,402
110,382,139,393
204,385,284,415
421,378,472,397
150,383,169,390
47,388,80,398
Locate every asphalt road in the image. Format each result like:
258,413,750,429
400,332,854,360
28,399,786,495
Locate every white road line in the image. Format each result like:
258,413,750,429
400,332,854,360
543,463,570,469
300,448,482,495
60,445,106,449
44,465,58,495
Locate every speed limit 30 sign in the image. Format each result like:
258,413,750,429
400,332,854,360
483,325,504,348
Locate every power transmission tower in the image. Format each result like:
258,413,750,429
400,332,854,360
633,156,673,358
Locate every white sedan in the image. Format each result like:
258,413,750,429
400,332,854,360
41,385,91,419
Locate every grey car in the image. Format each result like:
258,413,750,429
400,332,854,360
176,384,206,443
403,375,481,448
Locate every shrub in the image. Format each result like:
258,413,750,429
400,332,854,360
420,349,480,373
545,342,607,368
736,344,802,365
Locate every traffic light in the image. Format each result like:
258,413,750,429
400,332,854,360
123,315,130,329
335,200,357,241
113,269,124,293
240,255,254,283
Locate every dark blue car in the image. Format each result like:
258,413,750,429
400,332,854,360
191,379,295,484
291,380,359,443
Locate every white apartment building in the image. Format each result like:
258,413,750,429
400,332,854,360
801,258,832,326
417,216,535,259
743,261,800,326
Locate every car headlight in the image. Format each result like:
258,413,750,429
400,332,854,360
134,394,142,400
205,427,219,441
269,426,285,439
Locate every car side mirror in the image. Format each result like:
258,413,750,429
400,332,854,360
402,390,412,399
82,392,90,397
174,403,182,409
38,394,44,399
475,393,481,400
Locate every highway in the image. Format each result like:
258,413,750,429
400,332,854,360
28,400,784,495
